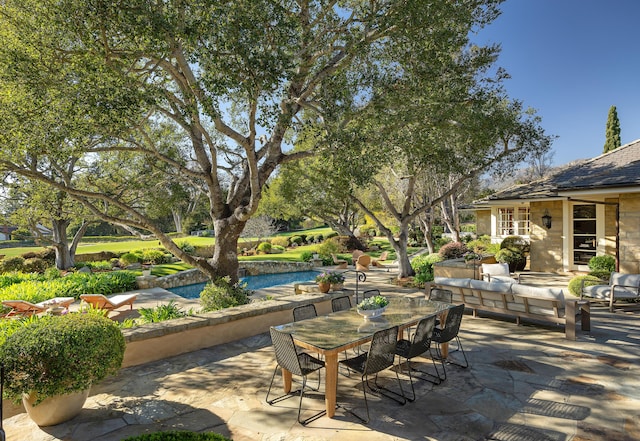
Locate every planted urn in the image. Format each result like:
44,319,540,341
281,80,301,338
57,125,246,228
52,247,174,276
0,312,125,426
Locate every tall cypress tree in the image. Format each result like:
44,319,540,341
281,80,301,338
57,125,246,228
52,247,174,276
603,105,621,153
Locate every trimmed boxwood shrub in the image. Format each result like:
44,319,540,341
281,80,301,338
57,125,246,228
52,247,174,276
0,313,125,404
120,252,141,266
568,274,604,296
588,255,615,273
142,249,171,264
256,241,272,253
270,236,289,248
123,432,231,441
289,235,303,246
270,245,285,254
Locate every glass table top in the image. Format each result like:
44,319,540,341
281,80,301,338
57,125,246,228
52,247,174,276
274,297,451,351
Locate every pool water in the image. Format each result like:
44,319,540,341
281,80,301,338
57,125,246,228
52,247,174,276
169,270,319,299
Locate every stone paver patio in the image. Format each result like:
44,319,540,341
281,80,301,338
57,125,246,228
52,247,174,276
3,270,640,440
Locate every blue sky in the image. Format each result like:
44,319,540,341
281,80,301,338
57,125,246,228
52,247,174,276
473,0,640,165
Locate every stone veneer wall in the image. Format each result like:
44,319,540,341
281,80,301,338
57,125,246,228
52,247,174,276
619,193,640,273
529,201,563,273
475,209,491,236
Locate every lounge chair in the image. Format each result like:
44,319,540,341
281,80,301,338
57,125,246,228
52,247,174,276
355,254,371,271
331,254,348,269
1,297,75,318
352,250,364,262
80,293,137,312
372,251,389,268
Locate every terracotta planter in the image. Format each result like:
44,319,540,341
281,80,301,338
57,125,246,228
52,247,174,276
23,388,90,426
317,282,331,293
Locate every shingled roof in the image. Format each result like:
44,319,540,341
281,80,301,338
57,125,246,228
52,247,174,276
478,139,640,203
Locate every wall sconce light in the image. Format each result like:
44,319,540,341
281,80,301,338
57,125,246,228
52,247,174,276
542,210,552,229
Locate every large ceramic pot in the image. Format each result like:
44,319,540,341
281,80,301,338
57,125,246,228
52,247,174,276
22,388,91,426
317,282,331,293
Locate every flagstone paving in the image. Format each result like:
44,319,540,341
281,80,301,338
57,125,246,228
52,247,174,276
3,270,640,440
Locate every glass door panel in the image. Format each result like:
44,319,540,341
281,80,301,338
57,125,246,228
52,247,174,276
573,204,596,265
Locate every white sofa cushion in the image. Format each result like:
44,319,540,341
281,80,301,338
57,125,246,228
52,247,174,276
434,277,471,288
470,279,512,293
510,283,565,306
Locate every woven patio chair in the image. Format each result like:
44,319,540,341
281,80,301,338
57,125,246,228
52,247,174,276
331,295,352,312
395,315,441,401
431,303,468,381
293,304,317,322
266,327,326,425
339,326,406,423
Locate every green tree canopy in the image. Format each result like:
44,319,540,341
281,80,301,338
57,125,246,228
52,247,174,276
0,0,506,282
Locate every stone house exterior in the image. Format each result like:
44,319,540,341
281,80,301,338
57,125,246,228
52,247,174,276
473,139,640,274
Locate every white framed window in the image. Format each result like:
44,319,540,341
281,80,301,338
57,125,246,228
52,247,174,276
497,207,530,237
516,207,530,235
498,208,514,236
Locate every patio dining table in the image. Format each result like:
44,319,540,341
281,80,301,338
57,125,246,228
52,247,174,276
274,296,453,418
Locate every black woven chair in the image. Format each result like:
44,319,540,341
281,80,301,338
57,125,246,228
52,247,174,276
265,327,326,425
339,326,406,423
362,289,380,299
293,304,317,322
331,295,352,312
395,315,441,401
431,303,468,381
429,287,453,303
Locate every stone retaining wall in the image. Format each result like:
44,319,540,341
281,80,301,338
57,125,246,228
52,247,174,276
120,291,337,367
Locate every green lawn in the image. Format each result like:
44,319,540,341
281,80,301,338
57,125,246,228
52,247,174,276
0,228,412,274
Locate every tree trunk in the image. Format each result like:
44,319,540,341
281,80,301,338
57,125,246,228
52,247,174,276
380,225,414,279
172,209,184,234
211,217,246,284
51,219,74,270
394,227,415,279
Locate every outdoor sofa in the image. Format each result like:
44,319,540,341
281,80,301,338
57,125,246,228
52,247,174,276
432,277,590,340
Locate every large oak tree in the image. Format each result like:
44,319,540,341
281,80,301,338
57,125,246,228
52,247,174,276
0,0,505,281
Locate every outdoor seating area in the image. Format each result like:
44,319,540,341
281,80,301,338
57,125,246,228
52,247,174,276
433,276,591,340
3,270,640,441
270,296,456,424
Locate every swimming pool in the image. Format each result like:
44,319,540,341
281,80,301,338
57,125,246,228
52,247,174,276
168,270,319,299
